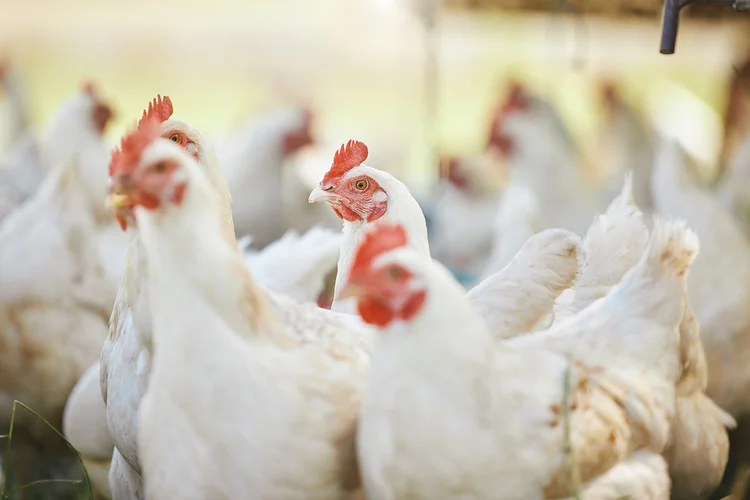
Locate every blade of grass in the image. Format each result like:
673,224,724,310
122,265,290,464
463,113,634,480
6,478,83,497
0,400,18,499
1,401,93,500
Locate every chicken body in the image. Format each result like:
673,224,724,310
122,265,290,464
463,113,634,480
355,219,695,499
0,112,119,431
219,106,313,246
127,138,370,499
492,92,601,236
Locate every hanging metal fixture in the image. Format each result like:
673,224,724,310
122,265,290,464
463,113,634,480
660,0,750,54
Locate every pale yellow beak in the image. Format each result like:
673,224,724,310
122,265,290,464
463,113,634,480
107,192,131,209
309,185,333,204
337,282,366,300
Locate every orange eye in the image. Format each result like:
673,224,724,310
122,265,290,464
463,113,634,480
354,179,368,191
169,134,180,143
153,162,167,173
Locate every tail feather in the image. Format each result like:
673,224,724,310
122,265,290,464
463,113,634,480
644,218,699,280
555,173,648,322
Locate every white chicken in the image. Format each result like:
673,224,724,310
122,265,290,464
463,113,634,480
108,115,370,499
309,139,430,315
310,140,582,332
100,94,232,500
594,82,655,213
219,106,314,246
489,83,601,235
715,129,750,237
550,172,733,498
479,182,542,279
100,97,373,499
0,86,119,432
651,138,750,419
428,150,506,281
344,217,696,499
238,225,341,305
0,60,30,155
0,84,113,221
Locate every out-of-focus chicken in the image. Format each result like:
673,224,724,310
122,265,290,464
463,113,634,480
0,60,30,155
109,116,370,499
489,83,601,235
594,82,655,213
717,60,750,177
0,84,112,221
0,86,117,431
238,225,342,305
345,218,696,499
716,130,750,237
652,138,750,419
479,182,542,279
428,149,506,282
0,83,119,494
309,140,430,314
219,106,313,246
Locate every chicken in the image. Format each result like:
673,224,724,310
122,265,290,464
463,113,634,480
651,138,750,498
343,218,696,499
62,362,113,499
651,138,750,418
0,86,118,431
0,60,30,155
715,129,750,237
0,84,112,221
594,82,655,213
100,97,371,499
219,106,313,246
308,140,430,314
551,172,732,498
238,225,342,305
310,140,582,331
0,84,119,493
108,115,370,499
99,94,232,500
489,83,601,235
429,150,506,281
479,182,543,279
717,60,750,176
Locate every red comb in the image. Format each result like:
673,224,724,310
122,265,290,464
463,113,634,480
349,224,407,278
600,82,618,105
322,140,369,184
139,95,173,128
109,118,161,176
501,82,529,114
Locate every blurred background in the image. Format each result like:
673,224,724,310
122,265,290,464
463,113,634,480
1,0,748,191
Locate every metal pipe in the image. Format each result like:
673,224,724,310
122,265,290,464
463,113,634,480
659,0,682,54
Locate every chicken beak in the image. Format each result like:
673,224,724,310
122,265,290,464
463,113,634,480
309,184,334,204
337,282,366,300
107,174,135,209
107,192,131,209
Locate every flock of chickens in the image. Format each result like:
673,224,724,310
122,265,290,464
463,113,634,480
1,59,750,500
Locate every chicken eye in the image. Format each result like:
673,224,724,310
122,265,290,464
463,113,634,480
354,179,368,191
153,162,167,173
385,266,403,281
169,134,180,143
